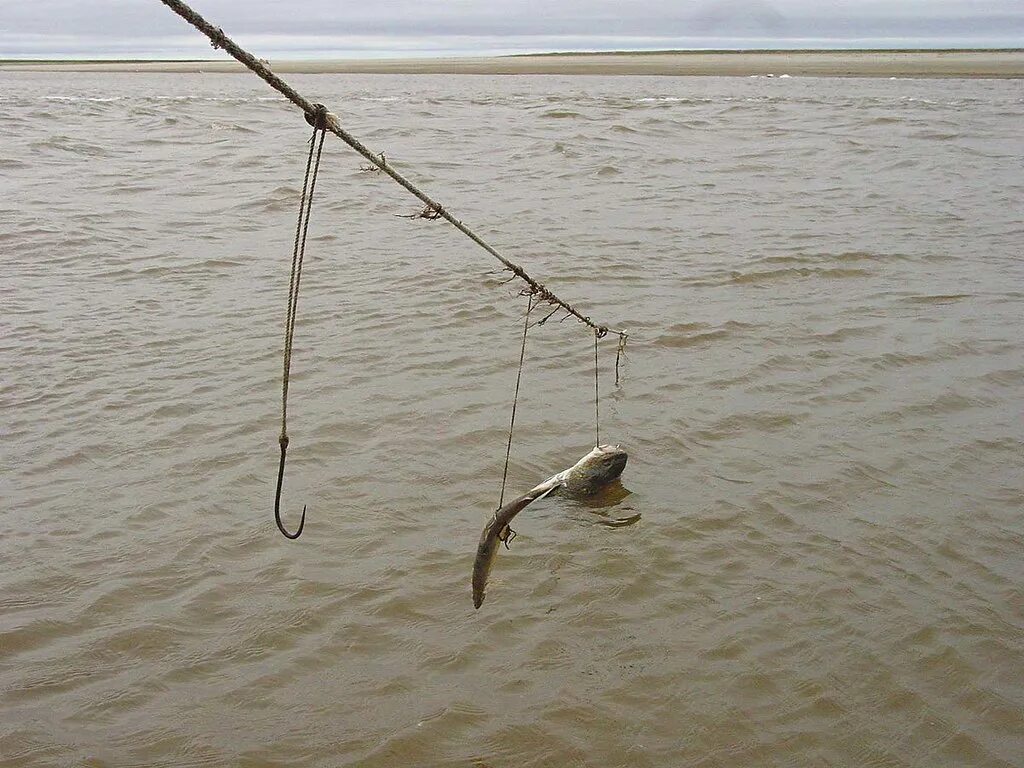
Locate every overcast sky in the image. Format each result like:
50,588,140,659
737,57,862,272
2,0,1022,59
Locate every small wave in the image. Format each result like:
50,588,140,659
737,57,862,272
650,320,753,349
652,329,730,348
977,368,1024,387
901,392,982,417
726,266,870,286
699,410,806,439
832,251,910,263
751,254,815,266
36,95,123,103
912,130,961,141
210,122,258,134
869,351,933,371
142,95,284,104
906,294,971,304
813,325,880,343
636,96,708,104
551,141,580,157
29,135,113,158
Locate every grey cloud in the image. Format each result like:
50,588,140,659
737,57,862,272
1,0,1021,58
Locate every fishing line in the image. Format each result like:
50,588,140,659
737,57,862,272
497,293,535,509
594,329,601,447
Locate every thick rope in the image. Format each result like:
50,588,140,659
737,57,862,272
498,295,534,509
156,0,628,343
276,116,327,539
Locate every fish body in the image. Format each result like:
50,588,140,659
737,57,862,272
473,444,628,609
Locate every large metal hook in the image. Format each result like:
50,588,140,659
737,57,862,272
274,435,306,539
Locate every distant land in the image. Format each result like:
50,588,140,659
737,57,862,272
512,47,1024,56
2,49,1023,78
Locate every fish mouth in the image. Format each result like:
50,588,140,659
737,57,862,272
602,452,628,481
564,444,628,494
595,453,628,485
594,444,628,478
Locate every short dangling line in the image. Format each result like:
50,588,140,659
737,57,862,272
615,332,627,387
275,104,329,539
594,328,601,448
497,293,535,509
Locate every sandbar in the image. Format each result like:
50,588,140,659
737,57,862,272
2,50,1022,78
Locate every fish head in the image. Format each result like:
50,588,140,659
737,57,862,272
563,443,628,495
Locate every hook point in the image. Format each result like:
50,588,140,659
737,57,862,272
276,504,305,539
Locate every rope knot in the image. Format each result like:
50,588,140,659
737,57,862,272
304,103,330,131
421,202,445,220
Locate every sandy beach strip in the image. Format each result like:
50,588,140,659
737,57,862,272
2,50,1022,78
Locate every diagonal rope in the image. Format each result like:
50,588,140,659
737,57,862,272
156,0,628,344
497,294,535,509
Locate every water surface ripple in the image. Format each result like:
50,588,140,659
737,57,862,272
2,72,1023,767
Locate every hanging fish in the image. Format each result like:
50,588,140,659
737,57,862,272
472,444,629,609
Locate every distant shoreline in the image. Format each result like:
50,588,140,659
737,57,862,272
511,47,1024,56
2,49,1023,78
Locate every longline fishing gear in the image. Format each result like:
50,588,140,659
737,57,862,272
155,0,631,541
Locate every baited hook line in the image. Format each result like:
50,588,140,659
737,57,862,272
497,293,535,510
594,329,601,448
275,106,328,539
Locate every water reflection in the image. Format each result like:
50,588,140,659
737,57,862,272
569,480,642,527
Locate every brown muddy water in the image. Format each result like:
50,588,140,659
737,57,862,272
2,72,1023,767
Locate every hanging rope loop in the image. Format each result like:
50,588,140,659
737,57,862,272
275,117,327,539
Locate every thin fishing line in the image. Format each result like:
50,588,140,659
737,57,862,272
498,294,535,509
594,329,600,447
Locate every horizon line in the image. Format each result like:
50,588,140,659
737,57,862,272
3,46,1024,64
